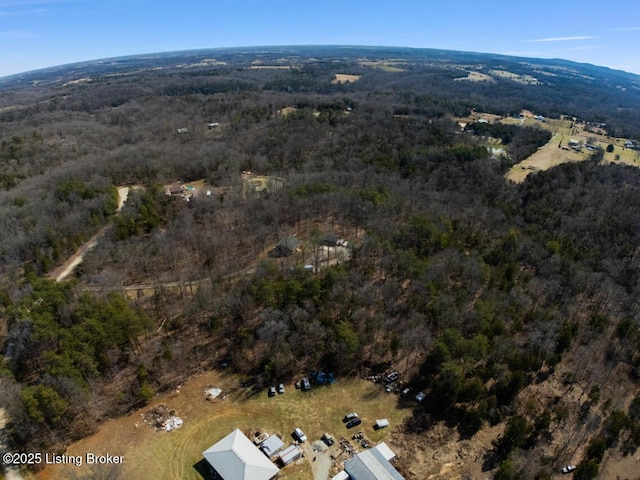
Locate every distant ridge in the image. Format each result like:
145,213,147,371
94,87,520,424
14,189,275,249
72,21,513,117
1,45,639,89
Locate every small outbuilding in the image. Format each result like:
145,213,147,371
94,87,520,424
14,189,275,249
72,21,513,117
261,435,284,458
277,444,302,466
374,418,389,430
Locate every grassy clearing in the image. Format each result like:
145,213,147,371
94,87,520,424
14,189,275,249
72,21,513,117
331,74,361,84
242,175,285,196
36,372,412,480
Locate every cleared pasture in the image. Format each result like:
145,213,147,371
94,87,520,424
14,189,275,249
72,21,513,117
35,372,412,480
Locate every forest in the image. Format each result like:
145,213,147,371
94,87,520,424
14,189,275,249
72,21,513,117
1,46,640,479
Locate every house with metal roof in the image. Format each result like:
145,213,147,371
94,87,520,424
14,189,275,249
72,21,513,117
202,429,279,480
271,235,301,257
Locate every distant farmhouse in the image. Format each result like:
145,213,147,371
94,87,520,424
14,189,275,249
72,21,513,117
202,429,279,480
165,184,185,197
270,235,301,258
624,140,640,150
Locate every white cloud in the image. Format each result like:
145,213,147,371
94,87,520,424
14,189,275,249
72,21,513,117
502,51,542,57
529,36,596,43
605,26,640,32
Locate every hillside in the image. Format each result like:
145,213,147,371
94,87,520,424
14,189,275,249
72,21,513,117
1,46,640,480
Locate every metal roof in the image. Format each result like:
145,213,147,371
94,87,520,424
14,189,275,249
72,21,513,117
332,471,350,480
278,444,302,465
344,448,404,480
373,442,395,461
261,435,284,457
202,429,279,480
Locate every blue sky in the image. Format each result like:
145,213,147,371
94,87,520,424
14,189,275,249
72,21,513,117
1,0,639,78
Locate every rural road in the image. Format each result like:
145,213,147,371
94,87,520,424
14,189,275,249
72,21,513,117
49,186,130,282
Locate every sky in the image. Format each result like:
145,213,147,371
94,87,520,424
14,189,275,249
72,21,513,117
1,0,639,78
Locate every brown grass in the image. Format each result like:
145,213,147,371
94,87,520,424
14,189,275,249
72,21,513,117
35,372,412,480
331,74,361,84
454,71,495,83
504,117,640,183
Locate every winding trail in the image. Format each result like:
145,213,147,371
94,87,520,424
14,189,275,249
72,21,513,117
48,187,130,282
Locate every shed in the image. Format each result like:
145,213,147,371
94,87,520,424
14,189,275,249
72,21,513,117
202,429,279,480
278,444,302,466
261,435,284,457
374,419,389,429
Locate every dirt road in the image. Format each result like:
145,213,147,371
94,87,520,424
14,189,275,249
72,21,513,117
307,441,331,480
48,187,130,282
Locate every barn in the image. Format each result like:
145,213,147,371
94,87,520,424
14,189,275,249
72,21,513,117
202,429,279,480
343,443,404,480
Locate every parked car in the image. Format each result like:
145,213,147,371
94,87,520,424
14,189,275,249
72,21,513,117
561,465,576,474
293,427,307,442
346,418,362,429
278,383,285,394
268,386,276,397
343,412,359,422
301,377,311,391
385,371,399,383
321,432,335,446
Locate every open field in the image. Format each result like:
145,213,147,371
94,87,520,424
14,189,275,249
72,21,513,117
489,69,541,85
34,372,412,480
242,174,285,196
249,65,293,70
454,71,495,83
332,74,361,84
277,106,298,117
505,120,640,182
360,61,405,72
505,133,584,183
